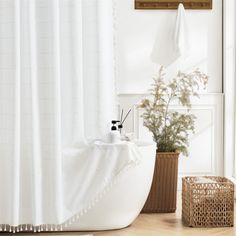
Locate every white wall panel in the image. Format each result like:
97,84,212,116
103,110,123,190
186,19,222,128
118,93,224,188
115,0,222,94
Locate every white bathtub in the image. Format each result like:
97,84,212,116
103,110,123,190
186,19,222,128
67,141,156,231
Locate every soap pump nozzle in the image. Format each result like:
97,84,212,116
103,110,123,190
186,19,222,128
111,120,119,131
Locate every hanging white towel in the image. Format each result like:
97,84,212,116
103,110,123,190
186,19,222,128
174,3,190,59
151,3,190,67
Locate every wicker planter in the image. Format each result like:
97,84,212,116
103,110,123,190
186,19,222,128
182,176,234,227
142,152,179,213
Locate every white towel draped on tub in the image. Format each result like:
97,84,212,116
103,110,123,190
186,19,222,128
63,141,141,217
151,3,190,67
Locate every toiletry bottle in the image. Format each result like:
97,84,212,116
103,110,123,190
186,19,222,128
110,120,120,143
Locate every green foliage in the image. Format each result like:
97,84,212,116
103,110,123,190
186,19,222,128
139,67,208,156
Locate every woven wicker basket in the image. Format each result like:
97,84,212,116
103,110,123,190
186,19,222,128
142,152,179,213
182,176,234,227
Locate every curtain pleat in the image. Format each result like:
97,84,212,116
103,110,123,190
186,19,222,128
97,0,116,137
12,0,21,226
52,0,63,223
71,0,84,142
28,0,43,225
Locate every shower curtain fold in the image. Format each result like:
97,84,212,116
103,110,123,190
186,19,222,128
0,0,117,230
12,0,21,226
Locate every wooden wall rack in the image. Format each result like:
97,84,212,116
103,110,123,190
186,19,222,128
135,0,212,9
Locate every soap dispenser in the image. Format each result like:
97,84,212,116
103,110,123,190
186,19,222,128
110,120,121,143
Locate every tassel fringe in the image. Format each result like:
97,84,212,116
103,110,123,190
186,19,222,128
0,158,140,233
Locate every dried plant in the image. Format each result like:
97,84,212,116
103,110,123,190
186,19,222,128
139,67,208,156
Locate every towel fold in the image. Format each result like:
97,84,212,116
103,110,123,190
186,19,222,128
151,3,190,67
174,3,190,59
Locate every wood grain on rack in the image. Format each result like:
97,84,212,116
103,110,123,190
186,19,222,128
135,0,212,9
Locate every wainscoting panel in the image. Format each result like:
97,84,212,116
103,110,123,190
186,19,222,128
118,93,224,189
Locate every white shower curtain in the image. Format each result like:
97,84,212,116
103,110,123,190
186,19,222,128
0,0,116,230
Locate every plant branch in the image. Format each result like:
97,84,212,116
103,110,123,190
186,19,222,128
139,68,208,155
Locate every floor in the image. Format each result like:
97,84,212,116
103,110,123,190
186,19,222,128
92,198,236,236
1,197,236,236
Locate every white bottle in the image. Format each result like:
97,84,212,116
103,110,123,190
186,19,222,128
110,130,121,143
110,121,121,143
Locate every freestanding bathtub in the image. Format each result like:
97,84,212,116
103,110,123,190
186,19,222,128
67,141,156,231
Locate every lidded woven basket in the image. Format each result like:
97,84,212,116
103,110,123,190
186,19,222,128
182,176,234,227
